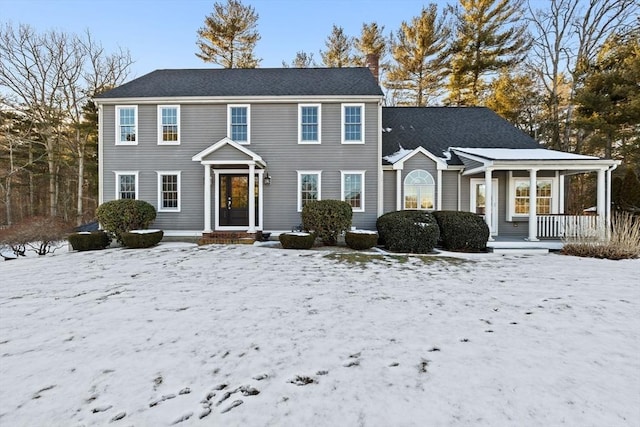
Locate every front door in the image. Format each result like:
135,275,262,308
471,179,498,236
219,174,249,226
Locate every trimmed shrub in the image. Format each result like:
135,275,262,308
68,231,111,251
301,200,353,245
96,199,156,244
376,210,439,253
345,230,378,250
121,229,164,249
279,232,316,249
433,210,489,252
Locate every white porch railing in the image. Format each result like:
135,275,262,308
537,215,603,239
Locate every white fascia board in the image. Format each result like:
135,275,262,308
94,95,384,105
392,146,448,170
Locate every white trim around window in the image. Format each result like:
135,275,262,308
157,171,181,212
297,171,322,212
157,105,180,145
507,175,558,220
114,171,139,200
227,104,251,144
341,103,365,144
341,170,365,212
298,104,321,144
115,105,138,145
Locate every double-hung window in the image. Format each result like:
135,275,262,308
228,105,250,144
514,179,553,215
158,106,180,144
297,171,321,211
341,171,365,212
116,106,137,145
157,171,181,212
299,104,321,144
341,103,364,144
115,171,138,199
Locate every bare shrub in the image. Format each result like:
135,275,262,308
562,212,640,260
0,216,72,256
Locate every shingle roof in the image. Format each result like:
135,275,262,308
382,107,541,165
96,68,384,98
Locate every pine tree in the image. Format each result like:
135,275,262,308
353,22,387,66
320,25,354,68
619,169,640,212
446,0,530,106
385,4,451,106
196,0,261,68
485,68,542,136
282,51,317,68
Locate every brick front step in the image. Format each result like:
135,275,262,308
198,231,262,246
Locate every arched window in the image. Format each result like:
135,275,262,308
404,170,435,210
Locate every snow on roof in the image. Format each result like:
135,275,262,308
382,145,413,163
451,148,600,161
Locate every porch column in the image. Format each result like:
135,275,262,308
597,168,606,234
527,168,539,241
606,167,612,229
396,169,402,211
484,168,493,238
248,163,256,233
203,165,212,233
559,173,565,214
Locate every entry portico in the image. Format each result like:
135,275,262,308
192,137,266,234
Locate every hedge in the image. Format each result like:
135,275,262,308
121,230,164,248
301,200,352,245
432,210,489,252
96,199,156,244
279,232,316,249
345,230,378,250
376,210,439,253
68,231,111,251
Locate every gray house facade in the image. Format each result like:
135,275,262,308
96,67,619,243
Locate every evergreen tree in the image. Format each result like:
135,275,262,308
446,0,530,106
196,0,261,68
385,4,451,106
619,169,640,212
485,68,543,136
320,25,354,68
353,22,387,66
282,51,317,68
575,29,640,161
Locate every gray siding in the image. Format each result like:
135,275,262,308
459,156,484,171
102,101,380,232
441,171,459,210
382,170,397,213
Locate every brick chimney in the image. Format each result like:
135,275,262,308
366,53,379,83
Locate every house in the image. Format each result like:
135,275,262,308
95,67,619,244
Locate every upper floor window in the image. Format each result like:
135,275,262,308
157,171,181,212
115,171,138,199
297,171,321,211
341,171,365,212
158,106,180,145
228,105,250,144
116,106,137,145
342,103,364,144
299,104,321,144
404,170,435,210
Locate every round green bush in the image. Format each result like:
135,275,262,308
96,199,156,244
432,210,489,252
345,230,378,250
121,229,164,248
301,200,353,245
376,210,440,253
279,232,316,249
68,231,111,251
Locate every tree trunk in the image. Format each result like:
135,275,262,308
76,135,84,226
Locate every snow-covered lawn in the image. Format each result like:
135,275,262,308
0,243,638,426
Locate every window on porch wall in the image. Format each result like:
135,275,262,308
514,180,552,214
